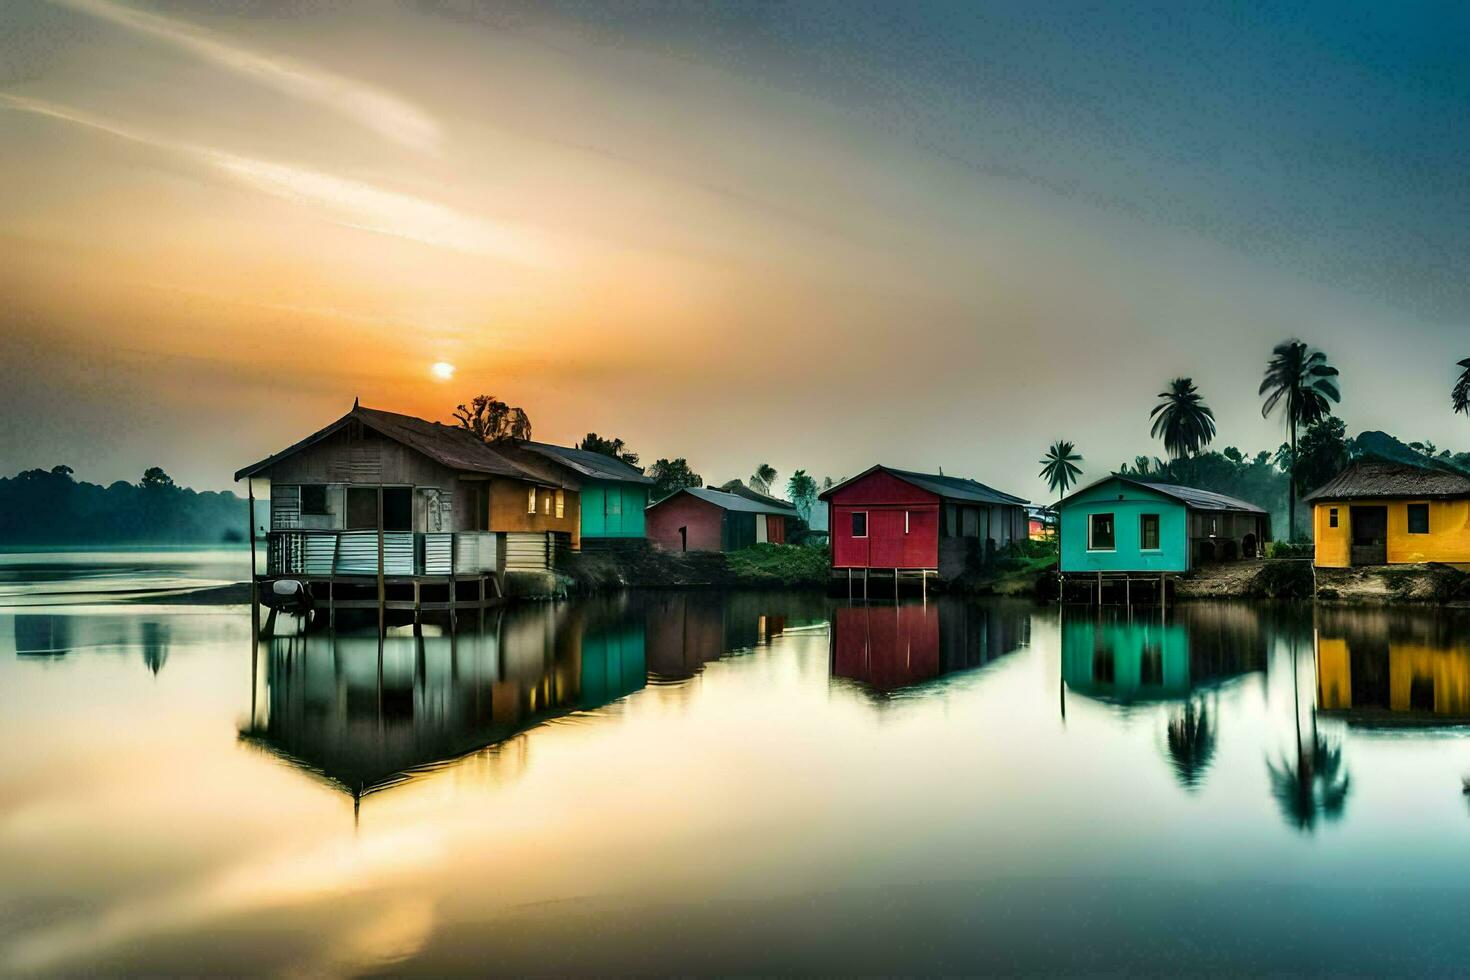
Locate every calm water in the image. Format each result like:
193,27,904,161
5,556,1470,974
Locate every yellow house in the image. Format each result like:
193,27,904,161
1305,457,1470,567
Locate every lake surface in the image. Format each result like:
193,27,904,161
5,554,1470,974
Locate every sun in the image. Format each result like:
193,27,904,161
430,361,456,381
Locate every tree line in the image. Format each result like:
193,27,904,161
0,466,245,546
1040,343,1470,543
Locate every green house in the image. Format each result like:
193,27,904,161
1058,475,1269,574
516,441,653,542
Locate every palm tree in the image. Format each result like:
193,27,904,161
750,464,777,495
1150,377,1216,459
1453,357,1470,417
1039,441,1084,556
1259,340,1340,541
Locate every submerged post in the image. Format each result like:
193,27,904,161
247,478,260,643
376,485,385,638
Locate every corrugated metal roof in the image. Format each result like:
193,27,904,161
516,441,654,484
818,465,1029,506
658,487,796,515
234,405,572,486
1303,457,1470,501
1061,475,1265,514
722,484,798,511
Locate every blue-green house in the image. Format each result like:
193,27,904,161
516,442,653,542
1058,476,1269,574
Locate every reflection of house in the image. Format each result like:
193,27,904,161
1058,475,1269,575
13,614,72,656
830,599,1030,694
240,601,646,796
1306,457,1470,567
1316,607,1470,724
640,591,823,680
645,488,794,553
1061,605,1266,704
821,465,1029,583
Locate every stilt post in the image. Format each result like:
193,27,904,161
376,485,385,638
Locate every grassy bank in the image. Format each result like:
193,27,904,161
562,542,830,592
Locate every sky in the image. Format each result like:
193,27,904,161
1,0,1468,499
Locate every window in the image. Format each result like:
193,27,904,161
345,487,411,530
1408,503,1430,535
852,511,868,538
1329,508,1339,529
1139,513,1160,551
542,490,553,515
555,489,565,519
527,486,537,514
904,511,910,534
1089,512,1115,551
944,504,959,538
961,507,979,538
605,489,622,517
300,484,329,516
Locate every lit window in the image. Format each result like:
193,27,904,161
1408,503,1430,534
543,491,552,515
904,511,910,534
1140,513,1160,551
852,512,868,538
1089,513,1115,551
555,489,565,519
527,486,536,514
1329,508,1339,528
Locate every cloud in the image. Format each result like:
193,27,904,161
0,94,542,265
49,0,440,152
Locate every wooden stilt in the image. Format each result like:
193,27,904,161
376,485,385,639
895,568,900,602
848,567,853,602
1126,576,1131,607
328,581,335,633
247,480,260,646
413,580,421,626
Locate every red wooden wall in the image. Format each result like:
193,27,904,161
646,493,723,552
827,470,940,569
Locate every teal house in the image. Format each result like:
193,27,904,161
1058,476,1269,574
516,442,653,543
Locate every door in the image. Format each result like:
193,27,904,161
679,526,687,552
1349,506,1388,566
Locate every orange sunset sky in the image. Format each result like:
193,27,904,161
3,1,1468,498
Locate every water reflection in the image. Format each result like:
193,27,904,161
240,600,646,799
1061,604,1268,706
14,613,73,657
829,598,1030,695
643,592,826,681
1316,606,1470,726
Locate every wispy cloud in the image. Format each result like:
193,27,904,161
49,0,440,152
0,94,541,265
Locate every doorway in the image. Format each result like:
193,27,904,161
1349,505,1388,566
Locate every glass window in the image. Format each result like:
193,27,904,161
1139,513,1160,551
1329,508,1339,528
852,512,868,538
1089,513,1115,550
1408,503,1430,534
527,486,537,514
300,484,328,516
904,511,910,534
555,489,565,519
542,491,553,515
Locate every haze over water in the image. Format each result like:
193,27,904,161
5,554,1470,974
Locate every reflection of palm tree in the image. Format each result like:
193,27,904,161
1267,635,1349,830
1166,697,1216,790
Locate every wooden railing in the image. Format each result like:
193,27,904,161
265,530,500,577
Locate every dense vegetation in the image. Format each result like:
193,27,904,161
0,466,245,547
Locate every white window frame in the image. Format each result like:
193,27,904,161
1088,512,1116,552
851,510,869,539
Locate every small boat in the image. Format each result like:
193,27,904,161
261,578,313,615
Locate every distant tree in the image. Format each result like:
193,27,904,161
647,458,703,501
1293,417,1350,498
453,394,532,443
1260,340,1340,541
1039,441,1083,551
50,465,74,479
140,467,175,489
1150,377,1216,459
1453,357,1470,417
718,478,747,492
577,432,641,469
821,476,834,491
750,463,777,495
787,470,818,522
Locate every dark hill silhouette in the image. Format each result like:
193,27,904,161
0,466,244,547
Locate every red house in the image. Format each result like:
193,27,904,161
645,487,794,553
819,466,1029,583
